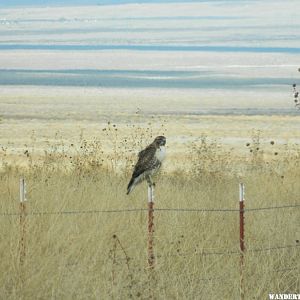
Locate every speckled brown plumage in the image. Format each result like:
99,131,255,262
127,136,166,195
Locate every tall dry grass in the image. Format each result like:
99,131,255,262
0,130,299,299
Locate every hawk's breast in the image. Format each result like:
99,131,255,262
155,146,166,162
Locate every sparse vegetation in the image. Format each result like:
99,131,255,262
0,130,299,299
293,83,300,109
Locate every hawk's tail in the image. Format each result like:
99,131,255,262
127,177,136,195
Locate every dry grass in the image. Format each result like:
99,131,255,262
0,132,299,300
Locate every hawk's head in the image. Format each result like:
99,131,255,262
153,136,166,147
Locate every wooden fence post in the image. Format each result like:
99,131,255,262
19,178,27,266
147,185,155,269
239,183,245,300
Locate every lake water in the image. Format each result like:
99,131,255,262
0,1,300,115
0,68,293,90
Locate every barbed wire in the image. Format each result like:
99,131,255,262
155,243,300,260
155,208,239,212
112,261,299,284
113,244,300,261
0,203,299,217
249,244,300,253
0,208,148,217
244,204,300,212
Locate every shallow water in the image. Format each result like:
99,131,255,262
0,69,293,91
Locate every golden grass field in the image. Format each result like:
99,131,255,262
0,87,300,299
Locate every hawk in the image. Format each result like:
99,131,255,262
127,136,166,195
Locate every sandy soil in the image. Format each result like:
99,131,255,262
1,86,299,166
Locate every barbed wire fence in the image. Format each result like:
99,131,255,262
2,204,300,217
1,178,299,298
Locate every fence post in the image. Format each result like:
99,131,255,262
147,185,155,269
19,177,27,266
239,183,245,300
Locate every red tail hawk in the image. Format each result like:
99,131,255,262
127,136,166,195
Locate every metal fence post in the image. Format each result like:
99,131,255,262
147,185,155,269
239,183,245,300
19,178,27,266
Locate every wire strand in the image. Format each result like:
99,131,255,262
158,244,300,258
0,203,299,217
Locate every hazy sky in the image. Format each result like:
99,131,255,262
0,0,188,7
0,0,251,7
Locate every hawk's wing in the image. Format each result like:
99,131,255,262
132,144,157,179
